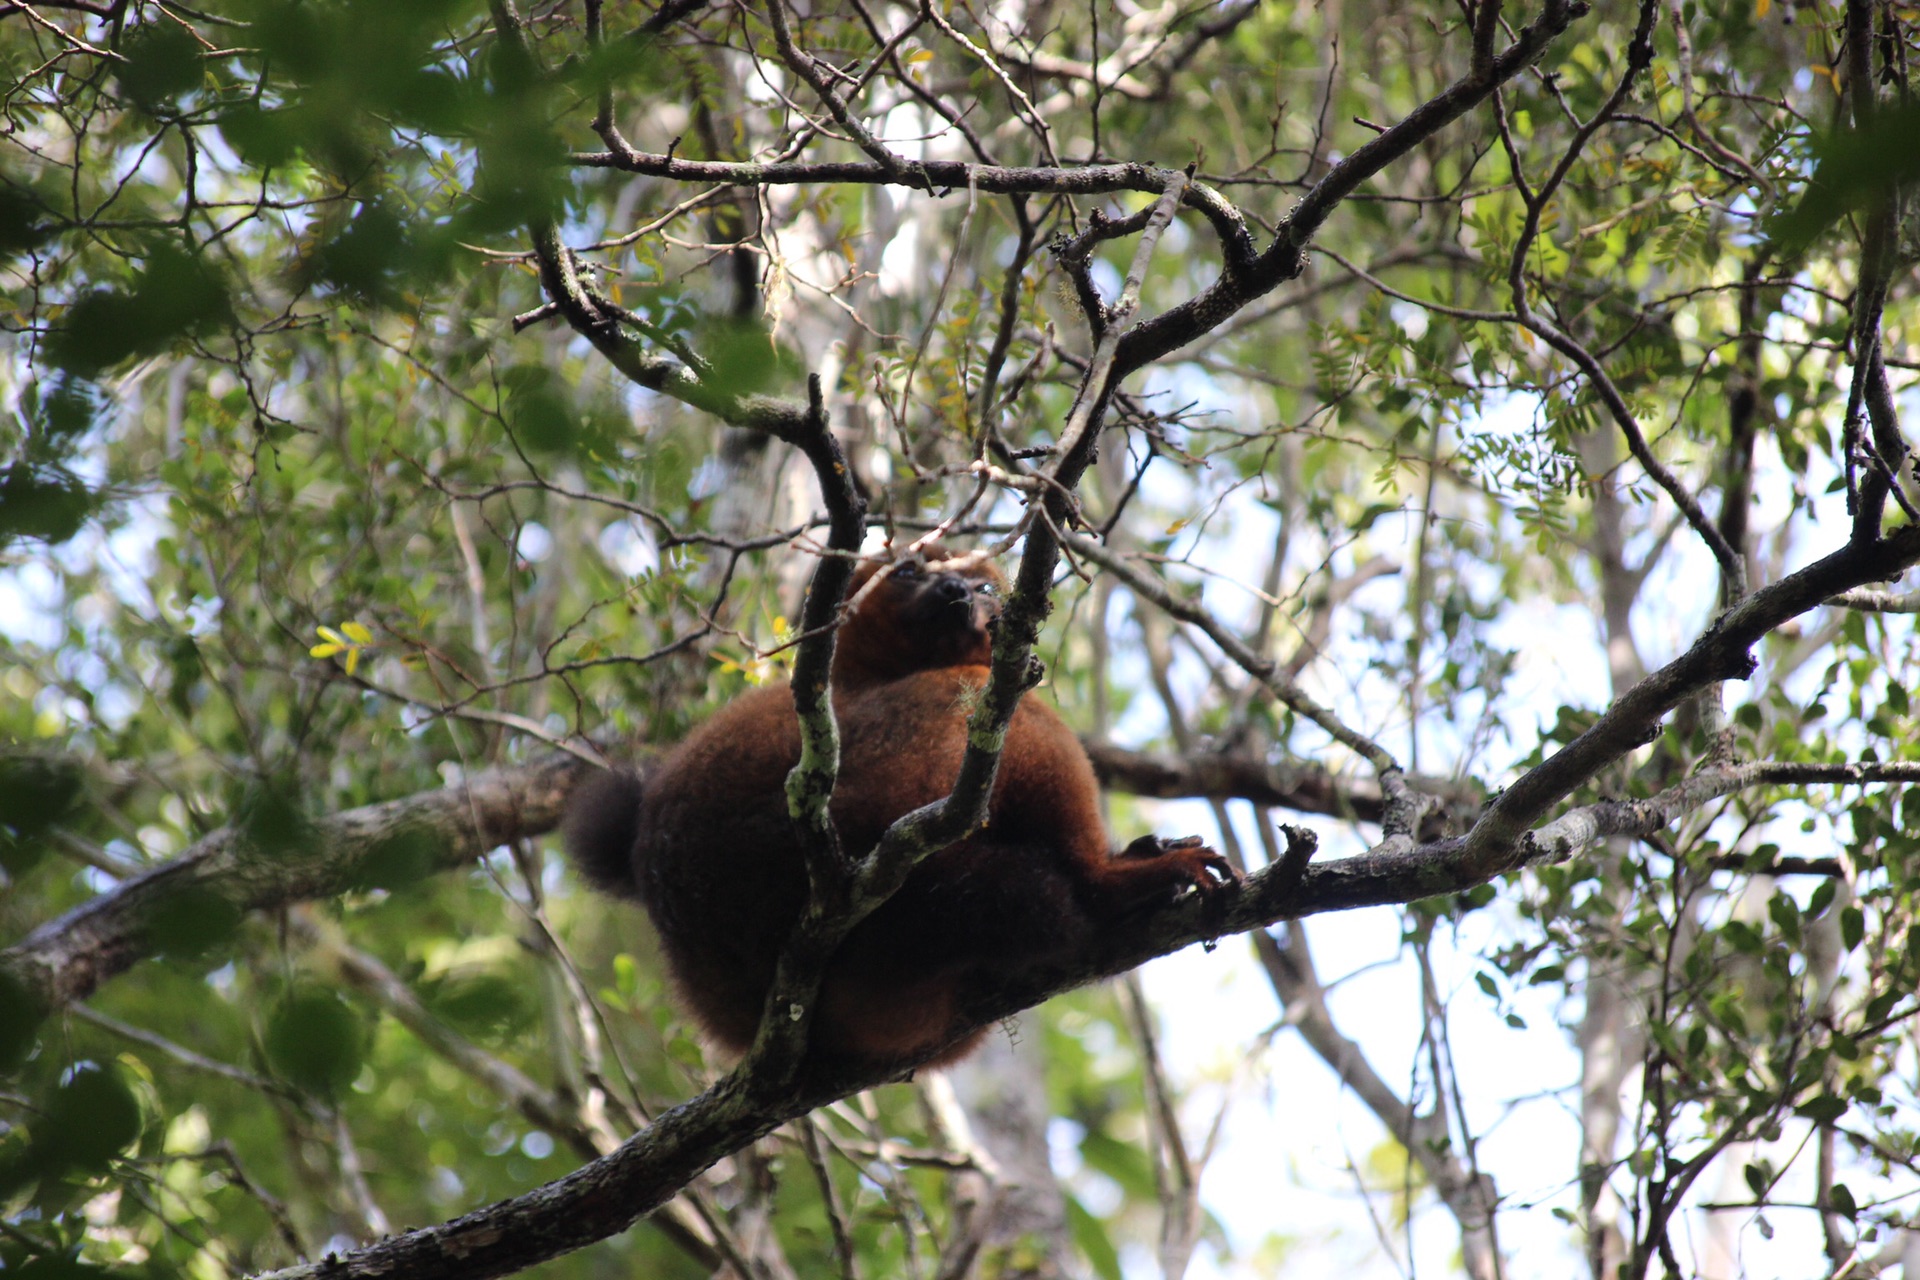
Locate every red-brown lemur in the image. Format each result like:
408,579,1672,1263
563,546,1236,1071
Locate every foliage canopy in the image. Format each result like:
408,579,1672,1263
3,0,1920,1276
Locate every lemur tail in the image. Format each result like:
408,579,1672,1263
561,768,646,899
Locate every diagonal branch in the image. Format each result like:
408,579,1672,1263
235,725,1920,1280
1062,534,1398,773
1459,525,1920,879
0,751,586,1019
1522,313,1746,597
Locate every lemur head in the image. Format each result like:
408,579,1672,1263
829,544,1003,689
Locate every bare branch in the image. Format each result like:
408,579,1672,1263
1827,587,1920,612
1061,533,1401,775
568,150,1254,261
1080,739,1476,836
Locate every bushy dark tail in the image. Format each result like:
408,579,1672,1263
562,768,646,899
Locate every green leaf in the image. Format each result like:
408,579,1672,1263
146,885,244,963
1064,1193,1123,1280
0,969,46,1075
1079,1129,1158,1200
1795,1095,1847,1125
115,22,205,108
45,246,231,376
0,465,95,547
237,776,316,860
0,753,83,842
1767,893,1802,947
1770,100,1920,253
501,365,578,455
1840,905,1864,952
30,1063,143,1178
266,988,367,1101
307,205,415,306
350,823,445,891
424,973,532,1041
0,185,52,257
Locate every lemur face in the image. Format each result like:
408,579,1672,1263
832,546,1004,685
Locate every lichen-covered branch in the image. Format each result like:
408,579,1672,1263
754,374,869,1083
1,751,587,1018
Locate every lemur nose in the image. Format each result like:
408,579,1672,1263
930,574,972,604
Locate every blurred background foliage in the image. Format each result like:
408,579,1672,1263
1,0,1919,1276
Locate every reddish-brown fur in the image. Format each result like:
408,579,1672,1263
564,546,1235,1072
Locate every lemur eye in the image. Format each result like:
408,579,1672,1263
891,559,924,581
974,580,998,596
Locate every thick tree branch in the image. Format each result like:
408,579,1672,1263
238,729,1920,1280
1,752,586,1018
1080,740,1478,837
754,374,868,1083
1460,525,1920,878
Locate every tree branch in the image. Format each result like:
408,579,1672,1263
1461,524,1920,877
11,745,1915,1279
1,752,587,1018
568,151,1254,261
754,374,869,1084
1826,586,1920,612
1079,740,1477,837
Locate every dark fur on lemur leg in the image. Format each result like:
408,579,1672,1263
564,545,1237,1072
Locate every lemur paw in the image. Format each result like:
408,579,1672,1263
1121,834,1240,895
